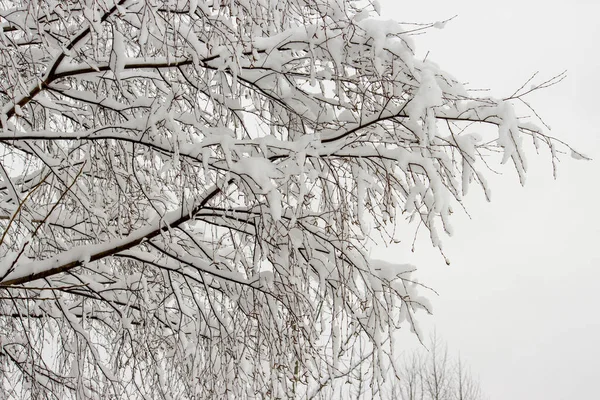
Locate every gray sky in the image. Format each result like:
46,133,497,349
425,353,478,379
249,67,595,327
375,1,600,399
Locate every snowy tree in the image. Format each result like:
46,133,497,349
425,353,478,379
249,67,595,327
0,0,586,398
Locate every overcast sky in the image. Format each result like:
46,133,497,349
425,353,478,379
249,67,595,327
375,1,600,399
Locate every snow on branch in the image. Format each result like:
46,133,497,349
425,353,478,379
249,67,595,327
0,0,583,398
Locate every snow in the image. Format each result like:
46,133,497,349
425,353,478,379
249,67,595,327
433,21,447,29
109,28,126,80
0,0,588,397
372,0,382,15
405,67,444,131
571,149,591,160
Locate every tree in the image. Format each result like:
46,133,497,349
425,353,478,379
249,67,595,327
0,0,585,398
391,334,484,400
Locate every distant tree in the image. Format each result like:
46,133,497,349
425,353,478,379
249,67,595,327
391,335,484,400
0,0,585,398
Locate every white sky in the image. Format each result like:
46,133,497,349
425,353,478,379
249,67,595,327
374,1,600,399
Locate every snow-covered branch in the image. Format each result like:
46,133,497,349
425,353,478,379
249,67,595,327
0,0,583,398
